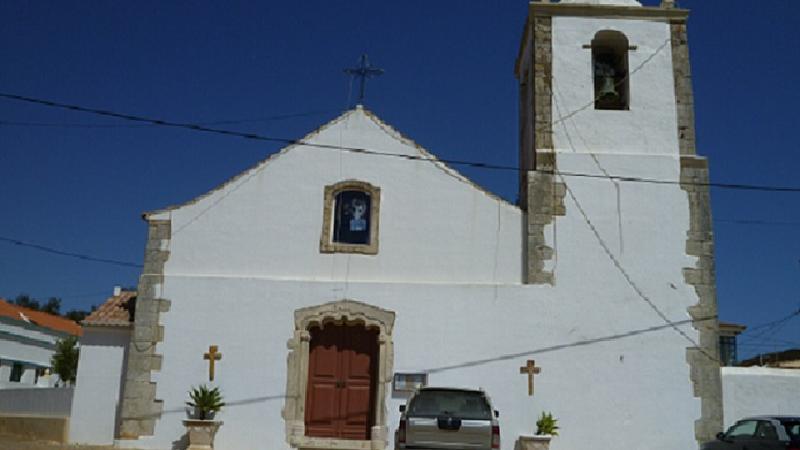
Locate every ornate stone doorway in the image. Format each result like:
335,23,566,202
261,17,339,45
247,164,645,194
283,300,395,450
305,323,378,440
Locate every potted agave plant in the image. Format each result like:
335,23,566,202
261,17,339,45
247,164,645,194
516,412,558,450
183,385,225,450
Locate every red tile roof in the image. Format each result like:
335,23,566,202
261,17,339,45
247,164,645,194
82,291,136,327
0,298,82,336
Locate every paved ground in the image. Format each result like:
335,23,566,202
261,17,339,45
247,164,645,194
0,436,118,450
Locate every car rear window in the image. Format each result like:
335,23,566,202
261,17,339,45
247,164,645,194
408,389,491,420
780,420,800,439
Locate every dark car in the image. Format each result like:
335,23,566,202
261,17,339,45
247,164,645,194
702,416,800,450
396,387,500,450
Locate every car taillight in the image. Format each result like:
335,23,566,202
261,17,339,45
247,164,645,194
787,446,800,450
398,419,406,444
491,425,500,449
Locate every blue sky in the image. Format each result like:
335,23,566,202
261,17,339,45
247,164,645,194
1,1,798,359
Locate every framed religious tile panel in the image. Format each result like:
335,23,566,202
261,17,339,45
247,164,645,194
320,180,381,254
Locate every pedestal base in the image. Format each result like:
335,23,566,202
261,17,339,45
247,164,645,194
516,434,552,450
183,419,223,450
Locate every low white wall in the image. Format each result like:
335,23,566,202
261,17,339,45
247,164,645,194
69,327,130,445
721,367,800,428
0,387,73,417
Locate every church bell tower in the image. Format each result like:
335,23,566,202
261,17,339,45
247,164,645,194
515,0,722,446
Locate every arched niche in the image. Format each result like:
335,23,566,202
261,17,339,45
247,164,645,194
592,30,631,110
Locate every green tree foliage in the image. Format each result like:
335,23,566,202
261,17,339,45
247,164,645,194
10,292,94,324
41,297,61,314
51,336,79,385
64,309,90,322
14,293,40,311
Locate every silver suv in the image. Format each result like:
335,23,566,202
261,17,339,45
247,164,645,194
701,416,800,450
396,388,500,450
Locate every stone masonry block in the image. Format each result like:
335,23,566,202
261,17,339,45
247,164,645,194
531,214,552,225
124,367,154,383
682,268,702,286
134,299,159,315
157,298,171,312
123,381,157,401
528,272,554,285
535,245,554,260
133,325,160,342
119,420,145,439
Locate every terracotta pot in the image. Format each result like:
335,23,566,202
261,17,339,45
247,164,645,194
182,419,223,450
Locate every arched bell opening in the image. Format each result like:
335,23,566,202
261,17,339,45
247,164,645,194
592,30,630,111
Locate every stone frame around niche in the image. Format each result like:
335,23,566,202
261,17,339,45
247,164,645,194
319,180,381,255
282,299,395,450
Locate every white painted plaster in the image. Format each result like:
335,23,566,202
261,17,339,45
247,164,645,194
551,17,679,155
0,320,60,389
721,367,800,429
105,107,705,450
0,386,73,416
69,327,130,445
0,321,61,345
153,108,523,285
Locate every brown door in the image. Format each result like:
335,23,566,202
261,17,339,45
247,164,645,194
305,323,378,440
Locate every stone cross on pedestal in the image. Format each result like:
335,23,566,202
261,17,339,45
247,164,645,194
519,360,541,396
204,345,222,382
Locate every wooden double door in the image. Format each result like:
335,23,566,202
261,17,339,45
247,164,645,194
304,322,378,440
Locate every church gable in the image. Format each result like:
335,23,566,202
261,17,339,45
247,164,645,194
146,107,523,284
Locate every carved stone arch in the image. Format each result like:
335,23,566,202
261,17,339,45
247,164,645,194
283,299,395,450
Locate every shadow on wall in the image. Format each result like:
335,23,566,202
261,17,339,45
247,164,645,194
171,432,188,450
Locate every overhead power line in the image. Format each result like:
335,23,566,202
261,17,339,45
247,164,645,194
0,235,142,268
0,109,336,128
716,219,800,228
553,37,672,126
552,91,720,363
2,91,800,194
739,307,800,344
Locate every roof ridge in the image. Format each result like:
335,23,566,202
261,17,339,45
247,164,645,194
359,107,518,209
143,108,360,219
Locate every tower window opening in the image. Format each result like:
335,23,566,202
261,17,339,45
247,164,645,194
592,31,630,111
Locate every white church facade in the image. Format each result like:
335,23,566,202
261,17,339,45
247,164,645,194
72,1,722,449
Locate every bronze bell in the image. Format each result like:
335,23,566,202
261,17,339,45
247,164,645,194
599,75,618,99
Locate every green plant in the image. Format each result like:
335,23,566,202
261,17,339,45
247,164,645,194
51,336,79,385
186,385,225,420
535,412,559,436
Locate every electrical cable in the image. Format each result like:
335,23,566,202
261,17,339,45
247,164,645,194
0,110,335,128
0,235,142,268
552,91,720,363
2,91,800,193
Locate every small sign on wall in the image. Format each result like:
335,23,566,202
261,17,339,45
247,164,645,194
392,372,428,397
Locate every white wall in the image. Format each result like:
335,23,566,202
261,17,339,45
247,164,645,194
151,109,523,285
142,276,699,450
118,106,704,450
551,16,678,156
721,367,800,429
0,387,73,416
69,327,130,445
0,320,61,389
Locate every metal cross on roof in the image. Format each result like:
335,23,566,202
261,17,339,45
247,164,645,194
344,54,384,105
